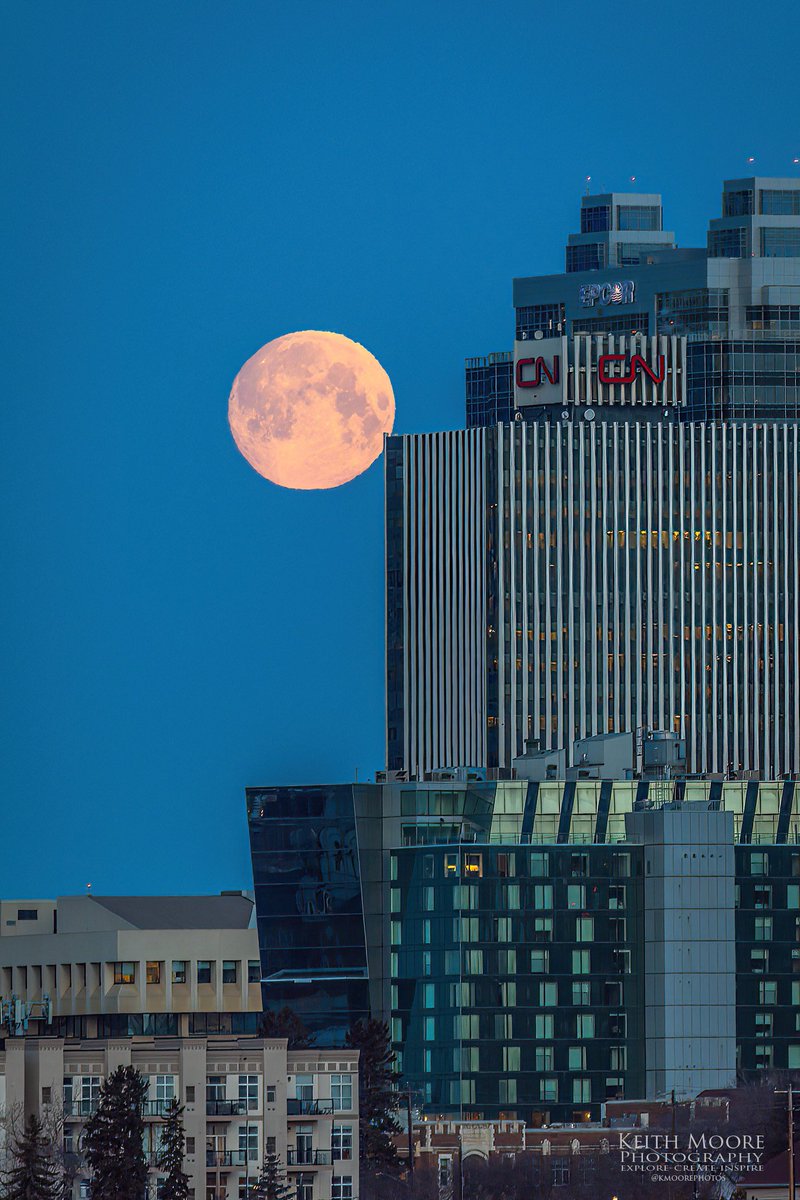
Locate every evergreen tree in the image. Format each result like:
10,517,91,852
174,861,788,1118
346,1018,402,1172
156,1099,190,1200
257,1007,315,1049
253,1150,293,1200
82,1065,148,1200
3,1114,62,1200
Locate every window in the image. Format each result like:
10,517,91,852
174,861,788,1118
572,981,590,1006
540,1078,558,1102
534,916,553,941
610,1046,627,1071
266,1086,276,1104
568,1046,586,1070
754,885,772,909
197,961,212,985
751,948,769,973
724,189,754,216
333,1123,353,1161
567,885,584,909
172,961,186,985
444,853,458,876
530,852,550,876
531,948,550,973
763,228,800,257
755,916,773,941
222,961,237,985
755,1012,773,1037
185,1086,195,1103
760,189,800,215
755,1044,774,1069
535,1046,553,1071
332,1179,354,1200
576,1014,595,1038
570,854,589,877
464,853,483,877
533,885,553,910
617,205,660,231
581,205,610,233
535,1014,554,1039
238,1075,258,1111
497,852,515,877
572,950,590,975
759,980,777,1005
146,962,161,985
238,1123,258,1162
206,1076,225,1103
248,960,261,983
708,227,747,257
789,1046,800,1069
576,917,594,942
788,887,800,910
566,244,605,273
154,1075,175,1103
17,909,38,921
539,981,558,1006
750,853,769,876
332,1074,353,1112
573,1078,591,1103
113,962,135,985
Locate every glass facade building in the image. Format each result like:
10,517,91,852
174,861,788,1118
470,177,800,426
248,779,800,1124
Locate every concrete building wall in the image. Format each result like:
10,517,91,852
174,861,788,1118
626,806,737,1099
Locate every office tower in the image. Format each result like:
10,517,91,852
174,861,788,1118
387,178,800,778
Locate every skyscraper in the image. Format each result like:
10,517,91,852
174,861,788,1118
386,178,800,778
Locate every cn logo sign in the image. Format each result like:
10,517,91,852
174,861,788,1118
516,356,560,388
598,353,666,385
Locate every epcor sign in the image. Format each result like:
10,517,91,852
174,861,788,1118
579,280,635,307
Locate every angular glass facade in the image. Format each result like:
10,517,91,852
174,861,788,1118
247,785,372,1044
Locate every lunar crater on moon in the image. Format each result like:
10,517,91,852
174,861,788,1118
228,330,395,489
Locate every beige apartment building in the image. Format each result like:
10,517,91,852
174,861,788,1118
0,894,359,1200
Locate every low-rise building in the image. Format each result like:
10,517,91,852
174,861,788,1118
0,892,360,1199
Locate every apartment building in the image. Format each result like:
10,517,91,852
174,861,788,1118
0,892,360,1199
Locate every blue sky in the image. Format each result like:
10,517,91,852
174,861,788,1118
2,0,797,895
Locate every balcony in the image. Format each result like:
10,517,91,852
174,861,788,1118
286,1149,332,1166
206,1149,256,1168
287,1099,333,1116
206,1099,250,1117
142,1101,174,1117
63,1101,99,1118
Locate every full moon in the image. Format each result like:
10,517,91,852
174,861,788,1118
228,330,395,490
